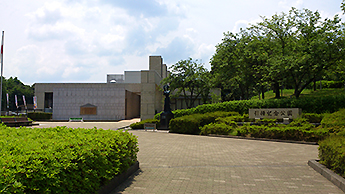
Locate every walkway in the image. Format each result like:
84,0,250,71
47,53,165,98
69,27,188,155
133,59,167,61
31,118,140,130
113,130,343,194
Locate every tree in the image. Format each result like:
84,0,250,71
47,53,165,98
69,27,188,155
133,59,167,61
252,8,298,98
1,77,34,111
161,58,211,109
211,7,345,100
210,30,259,101
287,9,344,97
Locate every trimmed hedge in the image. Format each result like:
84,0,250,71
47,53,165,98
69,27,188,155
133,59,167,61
129,119,160,129
237,125,328,142
0,116,33,122
301,113,324,123
0,125,138,193
321,109,345,128
169,111,239,135
27,112,52,121
155,94,345,119
319,134,345,178
200,123,235,135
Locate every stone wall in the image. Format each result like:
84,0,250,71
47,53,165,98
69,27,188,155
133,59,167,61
52,85,126,120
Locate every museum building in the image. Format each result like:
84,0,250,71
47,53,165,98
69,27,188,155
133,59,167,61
34,56,167,121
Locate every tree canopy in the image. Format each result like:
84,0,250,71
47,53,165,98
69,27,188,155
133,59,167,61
1,77,34,111
161,58,211,109
211,7,345,100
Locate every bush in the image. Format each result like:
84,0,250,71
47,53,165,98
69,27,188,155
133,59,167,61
259,118,278,126
310,80,345,89
0,125,138,193
27,112,52,121
237,125,327,142
321,109,345,127
216,114,252,123
215,117,243,126
200,123,236,135
288,118,314,130
154,94,345,119
129,119,160,129
169,111,239,135
301,113,324,123
319,135,345,178
0,116,33,121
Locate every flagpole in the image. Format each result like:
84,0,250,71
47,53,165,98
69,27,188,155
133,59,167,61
0,31,4,115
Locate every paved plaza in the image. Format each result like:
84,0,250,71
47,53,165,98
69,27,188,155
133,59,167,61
113,130,343,194
33,120,344,193
31,118,140,130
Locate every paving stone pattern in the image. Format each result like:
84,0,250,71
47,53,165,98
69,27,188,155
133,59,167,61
113,131,343,194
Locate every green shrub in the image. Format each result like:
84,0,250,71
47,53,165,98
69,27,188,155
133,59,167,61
169,111,239,135
200,123,236,135
0,125,138,193
310,80,345,89
0,116,33,121
216,114,252,123
129,119,160,129
215,117,242,126
319,135,345,178
321,109,345,127
155,94,345,120
302,113,324,123
259,118,278,126
27,112,52,121
288,118,314,130
237,125,327,142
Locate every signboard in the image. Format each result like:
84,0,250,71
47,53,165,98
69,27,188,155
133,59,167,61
249,108,301,119
144,123,156,130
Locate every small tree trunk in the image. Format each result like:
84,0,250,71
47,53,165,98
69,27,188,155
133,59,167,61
294,88,301,99
274,81,280,99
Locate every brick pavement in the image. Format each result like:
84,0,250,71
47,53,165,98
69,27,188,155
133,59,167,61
113,130,344,194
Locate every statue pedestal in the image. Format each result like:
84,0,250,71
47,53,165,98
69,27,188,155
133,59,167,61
159,111,174,130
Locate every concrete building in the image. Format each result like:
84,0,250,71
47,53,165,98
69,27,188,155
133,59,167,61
35,56,167,121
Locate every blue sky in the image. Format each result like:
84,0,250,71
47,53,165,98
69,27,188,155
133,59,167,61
0,0,344,85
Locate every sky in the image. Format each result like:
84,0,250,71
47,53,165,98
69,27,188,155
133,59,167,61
0,0,344,85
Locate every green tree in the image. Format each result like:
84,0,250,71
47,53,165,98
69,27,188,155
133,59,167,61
1,77,34,111
287,9,344,97
161,58,211,109
211,7,345,100
252,8,298,98
211,30,260,100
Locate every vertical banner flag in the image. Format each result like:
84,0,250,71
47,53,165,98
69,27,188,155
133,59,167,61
23,95,27,110
1,31,3,63
0,31,4,113
33,96,37,110
15,95,18,109
6,93,9,109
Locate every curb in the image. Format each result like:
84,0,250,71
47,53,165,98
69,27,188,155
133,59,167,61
308,159,345,193
98,161,140,194
207,134,318,145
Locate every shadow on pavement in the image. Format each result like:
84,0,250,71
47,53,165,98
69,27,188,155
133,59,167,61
110,169,143,194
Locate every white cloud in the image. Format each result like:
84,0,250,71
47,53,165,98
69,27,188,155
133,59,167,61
1,0,343,85
279,0,304,10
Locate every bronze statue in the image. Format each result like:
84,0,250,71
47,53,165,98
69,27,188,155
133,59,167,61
160,84,174,129
163,84,171,112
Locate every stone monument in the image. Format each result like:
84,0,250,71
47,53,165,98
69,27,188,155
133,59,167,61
159,85,174,129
